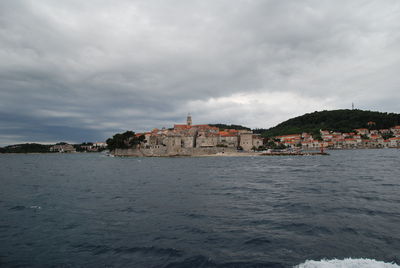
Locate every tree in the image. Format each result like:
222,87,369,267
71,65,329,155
106,131,145,151
382,132,394,140
209,124,251,131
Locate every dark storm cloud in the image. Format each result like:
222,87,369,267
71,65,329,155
1,0,399,145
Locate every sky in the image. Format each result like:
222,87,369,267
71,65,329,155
1,0,399,145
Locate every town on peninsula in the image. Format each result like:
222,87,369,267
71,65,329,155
1,109,400,155
107,112,400,157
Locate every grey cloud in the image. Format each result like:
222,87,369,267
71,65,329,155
1,0,399,145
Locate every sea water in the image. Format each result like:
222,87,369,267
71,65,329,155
0,149,399,267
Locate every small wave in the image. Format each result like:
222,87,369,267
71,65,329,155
185,213,206,219
62,223,79,230
244,237,272,245
164,255,284,267
295,258,400,268
9,205,42,211
114,246,182,257
9,205,26,211
118,206,135,212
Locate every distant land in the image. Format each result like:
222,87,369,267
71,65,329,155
254,109,400,137
0,142,107,154
0,143,53,154
1,109,400,154
108,109,400,156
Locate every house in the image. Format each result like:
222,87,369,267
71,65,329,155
390,126,400,136
276,134,301,142
93,142,107,148
389,137,400,147
355,128,369,135
218,130,239,148
50,143,76,153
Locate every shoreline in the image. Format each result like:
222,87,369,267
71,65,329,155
198,151,329,157
1,147,398,156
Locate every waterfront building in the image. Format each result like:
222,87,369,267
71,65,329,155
135,116,263,155
50,143,76,153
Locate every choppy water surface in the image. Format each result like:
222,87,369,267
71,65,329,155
1,149,400,267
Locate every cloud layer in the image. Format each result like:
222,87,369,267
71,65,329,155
1,0,399,145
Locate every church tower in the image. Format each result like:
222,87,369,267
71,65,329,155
187,113,192,126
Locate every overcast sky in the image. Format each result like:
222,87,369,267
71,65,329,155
1,0,399,145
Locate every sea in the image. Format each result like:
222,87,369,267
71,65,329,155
0,149,400,267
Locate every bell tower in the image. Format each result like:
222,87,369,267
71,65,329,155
187,113,192,126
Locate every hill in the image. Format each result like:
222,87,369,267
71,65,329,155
259,109,400,138
0,143,52,153
209,124,251,131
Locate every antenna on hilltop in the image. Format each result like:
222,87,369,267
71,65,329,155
352,102,354,110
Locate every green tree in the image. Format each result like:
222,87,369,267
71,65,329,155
106,131,145,151
381,132,394,140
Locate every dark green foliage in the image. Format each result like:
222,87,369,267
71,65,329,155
209,124,251,131
106,131,145,150
82,142,94,145
381,132,394,140
252,128,268,134
257,145,266,151
74,142,100,152
260,109,400,137
264,140,287,149
74,145,85,152
0,143,52,153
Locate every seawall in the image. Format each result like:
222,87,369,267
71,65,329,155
113,147,237,157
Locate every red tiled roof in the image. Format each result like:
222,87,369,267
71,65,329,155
219,131,237,137
174,124,190,129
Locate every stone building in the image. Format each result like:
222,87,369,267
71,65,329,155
239,132,263,151
50,143,76,153
135,115,263,155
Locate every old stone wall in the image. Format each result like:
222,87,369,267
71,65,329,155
240,133,253,151
196,135,219,148
113,147,236,157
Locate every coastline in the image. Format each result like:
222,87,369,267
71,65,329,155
1,148,397,156
198,151,329,157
